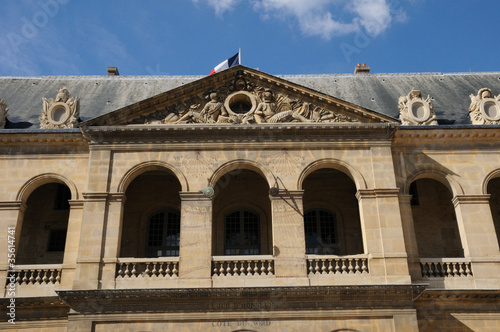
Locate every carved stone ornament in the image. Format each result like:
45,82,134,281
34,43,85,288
0,99,8,129
468,88,500,125
40,87,80,129
398,88,437,126
133,76,358,125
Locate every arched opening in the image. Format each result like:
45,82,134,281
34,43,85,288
302,168,363,255
17,183,71,264
120,170,181,258
212,169,272,256
487,177,500,246
409,178,463,257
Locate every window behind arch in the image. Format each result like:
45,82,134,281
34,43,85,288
225,210,260,255
304,209,338,255
146,209,180,257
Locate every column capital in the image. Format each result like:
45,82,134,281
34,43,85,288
452,194,491,207
356,188,400,200
179,191,212,201
0,201,25,211
269,189,304,200
82,192,109,202
68,200,85,208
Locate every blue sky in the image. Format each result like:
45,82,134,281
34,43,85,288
0,0,499,76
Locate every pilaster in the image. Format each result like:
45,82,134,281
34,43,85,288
356,189,411,284
178,192,212,284
60,200,84,288
100,193,126,289
452,194,500,288
271,190,307,279
0,201,25,289
398,194,421,281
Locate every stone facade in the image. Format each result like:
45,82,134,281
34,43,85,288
1,66,500,331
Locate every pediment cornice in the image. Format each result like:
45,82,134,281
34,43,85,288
82,66,396,127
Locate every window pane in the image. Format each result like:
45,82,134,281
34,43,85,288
304,209,337,255
225,210,260,255
147,210,180,257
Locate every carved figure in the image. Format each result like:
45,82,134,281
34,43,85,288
398,88,437,125
252,89,277,123
469,88,500,125
40,87,80,129
0,99,8,129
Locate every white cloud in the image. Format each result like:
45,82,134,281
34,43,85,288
254,0,398,39
192,0,239,16
195,0,402,40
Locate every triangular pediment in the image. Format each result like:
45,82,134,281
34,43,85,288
81,66,396,127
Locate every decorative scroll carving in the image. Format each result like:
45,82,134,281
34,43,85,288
398,88,437,125
40,87,80,129
131,82,359,126
0,99,8,129
469,88,500,125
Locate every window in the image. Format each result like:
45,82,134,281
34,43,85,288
146,209,180,257
225,210,260,255
304,209,338,255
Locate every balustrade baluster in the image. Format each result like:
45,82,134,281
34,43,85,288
335,259,340,274
220,262,226,276
131,263,137,278
253,260,259,275
321,259,327,274
247,261,253,275
452,263,458,276
234,261,239,276
172,262,178,277
348,259,354,274
260,260,266,275
144,263,151,277
458,263,465,277
465,263,472,276
226,262,233,276
152,263,158,277
361,259,368,273
240,262,246,275
341,260,347,274
354,259,360,274
328,259,334,274
314,260,320,274
42,270,48,283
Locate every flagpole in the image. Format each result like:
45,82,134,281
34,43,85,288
239,48,241,65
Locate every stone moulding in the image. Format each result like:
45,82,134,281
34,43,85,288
0,99,8,129
79,122,399,145
56,285,427,314
398,88,437,126
40,87,80,129
469,88,500,125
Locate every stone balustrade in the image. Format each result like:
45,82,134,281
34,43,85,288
307,255,369,275
419,258,473,278
212,255,274,277
10,264,62,285
116,258,179,279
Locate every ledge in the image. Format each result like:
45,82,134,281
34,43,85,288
57,284,426,314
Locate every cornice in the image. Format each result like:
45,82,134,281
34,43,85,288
80,122,398,145
57,285,426,314
0,131,86,144
393,126,500,143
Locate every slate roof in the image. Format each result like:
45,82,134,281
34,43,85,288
1,69,500,128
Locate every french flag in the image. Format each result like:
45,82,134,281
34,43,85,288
209,52,240,75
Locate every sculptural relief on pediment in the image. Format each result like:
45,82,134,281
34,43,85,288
398,88,437,126
130,75,359,125
40,87,80,129
469,88,500,125
0,99,8,129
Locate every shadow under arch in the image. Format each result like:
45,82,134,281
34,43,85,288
298,159,367,191
117,160,188,193
483,168,500,195
16,173,79,202
209,159,275,189
404,169,464,197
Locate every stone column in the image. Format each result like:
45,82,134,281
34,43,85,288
60,200,84,288
0,201,25,286
398,194,422,281
73,149,112,290
178,192,212,285
271,190,307,279
357,189,411,284
453,195,500,288
100,193,125,289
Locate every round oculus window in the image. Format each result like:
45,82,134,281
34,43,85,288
224,91,257,115
480,99,500,121
48,102,70,125
408,99,430,122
